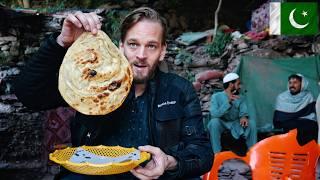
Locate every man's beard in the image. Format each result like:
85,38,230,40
232,87,240,95
233,90,240,95
133,72,151,84
132,62,158,84
289,88,300,95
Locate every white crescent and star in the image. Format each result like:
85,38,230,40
289,8,309,29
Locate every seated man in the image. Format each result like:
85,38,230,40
207,73,257,154
273,74,318,145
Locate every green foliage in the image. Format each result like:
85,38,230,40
185,69,195,82
0,0,21,8
205,30,232,57
0,0,95,11
0,53,9,65
102,9,127,46
175,49,192,65
167,0,181,9
43,0,66,13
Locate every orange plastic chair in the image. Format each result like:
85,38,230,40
203,129,320,180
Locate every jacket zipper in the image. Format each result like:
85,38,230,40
148,93,155,145
148,80,156,146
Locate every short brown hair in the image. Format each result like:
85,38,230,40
120,7,167,45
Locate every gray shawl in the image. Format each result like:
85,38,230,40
275,75,315,121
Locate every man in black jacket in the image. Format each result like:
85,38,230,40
14,7,213,179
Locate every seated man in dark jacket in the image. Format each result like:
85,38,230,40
14,7,213,179
273,74,318,145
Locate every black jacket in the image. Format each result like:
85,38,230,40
14,33,213,179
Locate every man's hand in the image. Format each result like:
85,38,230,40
130,145,177,180
57,11,102,48
229,94,240,102
240,117,248,127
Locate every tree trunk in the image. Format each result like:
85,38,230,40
23,0,30,8
213,0,222,41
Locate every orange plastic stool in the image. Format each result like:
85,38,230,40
203,129,320,180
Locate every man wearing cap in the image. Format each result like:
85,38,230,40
273,74,318,144
207,73,257,154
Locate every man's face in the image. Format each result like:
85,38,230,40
120,20,166,84
289,78,302,95
231,79,241,94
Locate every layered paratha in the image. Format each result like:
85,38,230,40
59,30,133,115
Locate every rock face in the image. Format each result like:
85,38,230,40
0,8,63,179
0,65,47,178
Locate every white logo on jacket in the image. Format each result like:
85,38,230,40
157,101,176,108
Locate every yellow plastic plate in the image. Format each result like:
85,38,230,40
49,145,150,175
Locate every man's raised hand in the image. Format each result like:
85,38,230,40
57,11,102,48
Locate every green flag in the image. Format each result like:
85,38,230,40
270,2,319,35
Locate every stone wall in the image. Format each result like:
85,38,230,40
0,7,62,179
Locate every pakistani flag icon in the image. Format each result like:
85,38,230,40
269,2,319,35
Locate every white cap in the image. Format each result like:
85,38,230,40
223,73,239,83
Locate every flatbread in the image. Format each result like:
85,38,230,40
58,30,133,115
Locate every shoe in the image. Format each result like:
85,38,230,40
230,135,248,156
